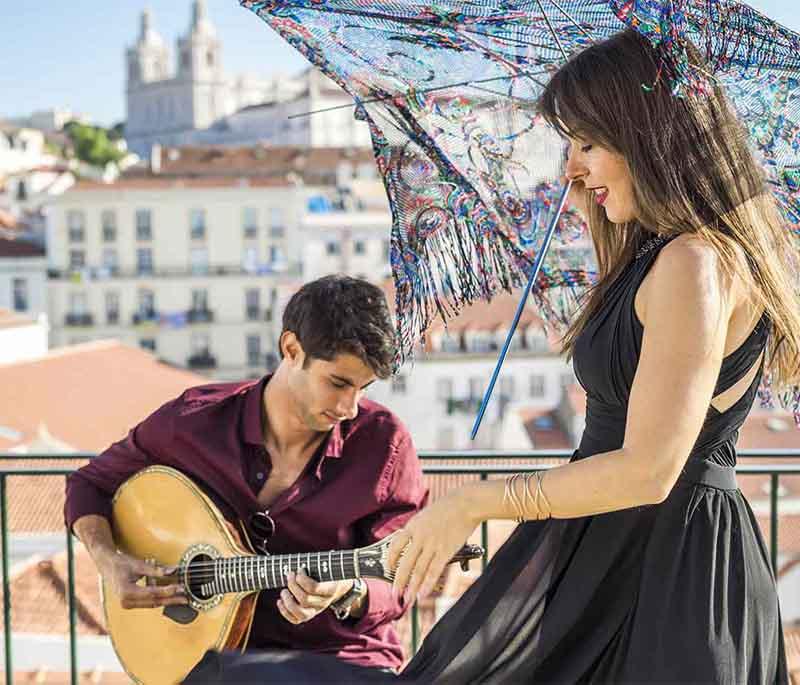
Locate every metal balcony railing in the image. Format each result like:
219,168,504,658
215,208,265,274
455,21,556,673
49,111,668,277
0,450,798,685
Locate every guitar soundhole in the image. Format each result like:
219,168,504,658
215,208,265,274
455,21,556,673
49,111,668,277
186,553,215,600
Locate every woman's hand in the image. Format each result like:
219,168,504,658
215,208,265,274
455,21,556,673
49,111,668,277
387,489,481,603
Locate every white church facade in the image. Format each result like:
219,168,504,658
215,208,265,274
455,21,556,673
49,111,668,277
125,1,371,156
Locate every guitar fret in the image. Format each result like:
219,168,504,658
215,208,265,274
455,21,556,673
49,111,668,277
339,550,345,581
269,556,277,589
328,550,333,582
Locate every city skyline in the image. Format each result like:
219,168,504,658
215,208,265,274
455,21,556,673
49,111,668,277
2,0,799,127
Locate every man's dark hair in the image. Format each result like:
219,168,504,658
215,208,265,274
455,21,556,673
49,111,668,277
280,275,396,379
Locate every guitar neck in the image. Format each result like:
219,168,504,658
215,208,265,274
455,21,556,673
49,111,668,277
192,549,365,597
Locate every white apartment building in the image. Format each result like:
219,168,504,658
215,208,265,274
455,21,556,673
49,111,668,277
45,145,386,380
46,178,308,380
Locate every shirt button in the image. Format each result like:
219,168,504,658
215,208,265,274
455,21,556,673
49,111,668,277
256,472,264,480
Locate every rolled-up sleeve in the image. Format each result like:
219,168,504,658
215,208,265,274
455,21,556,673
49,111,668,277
353,432,429,633
64,399,176,532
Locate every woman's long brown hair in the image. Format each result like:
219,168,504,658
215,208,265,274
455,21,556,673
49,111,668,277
538,29,800,392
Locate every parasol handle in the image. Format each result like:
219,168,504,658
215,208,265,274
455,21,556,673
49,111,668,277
470,180,574,441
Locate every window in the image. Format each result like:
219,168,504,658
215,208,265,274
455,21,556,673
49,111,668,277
190,246,209,275
560,372,574,389
105,291,120,325
391,374,407,394
269,246,286,265
245,289,260,320
140,338,157,352
383,239,391,261
326,241,341,256
101,210,117,242
67,211,85,242
136,209,152,241
190,209,206,240
247,334,262,366
269,208,285,237
436,378,453,401
102,248,118,273
243,207,258,239
529,374,546,398
136,247,153,275
242,245,258,273
69,250,86,270
68,292,88,315
191,289,208,312
137,289,155,318
353,240,366,255
12,278,28,312
206,50,214,68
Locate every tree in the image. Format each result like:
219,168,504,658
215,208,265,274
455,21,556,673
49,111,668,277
64,121,124,168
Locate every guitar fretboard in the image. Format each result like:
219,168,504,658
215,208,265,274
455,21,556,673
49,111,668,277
194,549,362,597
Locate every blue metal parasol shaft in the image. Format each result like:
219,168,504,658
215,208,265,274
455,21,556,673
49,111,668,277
470,180,574,441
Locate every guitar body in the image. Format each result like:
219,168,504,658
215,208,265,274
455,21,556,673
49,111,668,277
102,466,256,685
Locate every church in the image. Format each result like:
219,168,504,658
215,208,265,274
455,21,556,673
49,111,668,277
125,1,370,156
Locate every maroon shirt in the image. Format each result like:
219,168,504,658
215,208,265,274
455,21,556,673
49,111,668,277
64,375,428,670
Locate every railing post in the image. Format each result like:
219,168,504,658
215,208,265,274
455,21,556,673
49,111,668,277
480,473,488,572
770,474,779,574
0,476,11,685
411,603,419,654
66,530,78,685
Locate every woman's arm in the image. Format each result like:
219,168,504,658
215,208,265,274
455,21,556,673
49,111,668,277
388,236,734,600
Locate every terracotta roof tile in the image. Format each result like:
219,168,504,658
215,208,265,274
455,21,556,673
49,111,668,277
0,340,205,454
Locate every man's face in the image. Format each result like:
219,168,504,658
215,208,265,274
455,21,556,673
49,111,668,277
286,340,378,432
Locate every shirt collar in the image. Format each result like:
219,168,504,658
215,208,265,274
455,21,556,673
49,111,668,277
241,374,350,476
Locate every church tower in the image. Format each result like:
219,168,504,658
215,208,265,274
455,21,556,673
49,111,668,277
176,0,231,129
126,9,169,86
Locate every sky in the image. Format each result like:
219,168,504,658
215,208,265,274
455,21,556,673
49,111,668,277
1,0,799,127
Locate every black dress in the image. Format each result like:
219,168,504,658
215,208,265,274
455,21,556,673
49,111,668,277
186,235,789,683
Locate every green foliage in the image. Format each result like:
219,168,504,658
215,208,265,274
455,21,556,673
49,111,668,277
64,121,124,168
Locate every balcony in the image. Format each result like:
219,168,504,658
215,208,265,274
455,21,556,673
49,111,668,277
0,450,797,681
187,351,217,369
187,309,214,324
48,263,302,281
132,311,159,326
63,313,93,327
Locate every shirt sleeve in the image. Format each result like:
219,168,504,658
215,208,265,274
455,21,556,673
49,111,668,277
352,431,429,633
63,399,177,533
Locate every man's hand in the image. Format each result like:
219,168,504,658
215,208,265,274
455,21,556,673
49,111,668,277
98,550,187,610
277,571,364,624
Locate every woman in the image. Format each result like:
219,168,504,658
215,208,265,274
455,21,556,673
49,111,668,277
187,28,797,684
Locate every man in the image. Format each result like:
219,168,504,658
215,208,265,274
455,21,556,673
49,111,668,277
64,275,428,673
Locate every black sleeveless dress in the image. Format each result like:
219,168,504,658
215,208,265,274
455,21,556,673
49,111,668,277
185,235,789,683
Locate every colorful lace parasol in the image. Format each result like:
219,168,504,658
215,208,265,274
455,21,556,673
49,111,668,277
240,0,800,423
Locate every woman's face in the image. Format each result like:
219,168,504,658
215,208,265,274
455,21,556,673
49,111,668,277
564,136,639,224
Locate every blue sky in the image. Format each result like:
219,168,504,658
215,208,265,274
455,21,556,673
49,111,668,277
1,0,798,127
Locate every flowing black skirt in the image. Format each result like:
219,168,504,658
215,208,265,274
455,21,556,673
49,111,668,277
185,478,788,684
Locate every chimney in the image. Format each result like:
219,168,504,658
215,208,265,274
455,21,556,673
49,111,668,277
150,143,162,175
